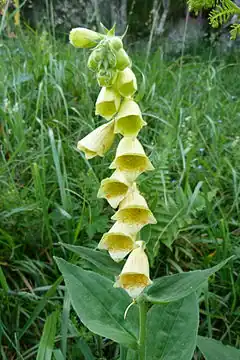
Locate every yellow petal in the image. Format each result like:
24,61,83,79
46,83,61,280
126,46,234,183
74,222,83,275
97,170,130,208
114,242,152,298
69,28,103,48
110,137,154,181
96,87,121,120
115,48,131,70
98,222,136,262
116,68,137,97
111,183,156,232
114,99,146,137
77,120,115,159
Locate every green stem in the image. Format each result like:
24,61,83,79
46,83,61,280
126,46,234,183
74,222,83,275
138,300,147,360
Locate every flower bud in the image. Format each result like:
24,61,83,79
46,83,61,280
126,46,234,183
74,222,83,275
115,48,131,71
97,170,130,208
98,222,136,262
116,67,137,97
97,69,118,87
69,28,103,48
95,87,121,120
111,183,156,232
87,51,98,71
109,36,123,51
110,137,154,181
114,241,152,298
114,99,146,137
77,120,115,159
87,47,105,71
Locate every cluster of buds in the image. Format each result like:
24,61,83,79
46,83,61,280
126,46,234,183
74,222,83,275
71,25,156,299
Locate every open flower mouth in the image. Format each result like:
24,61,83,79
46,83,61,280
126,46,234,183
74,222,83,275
78,146,97,159
96,102,118,118
104,234,134,251
115,115,144,137
119,273,151,298
119,81,135,97
114,207,151,224
99,233,135,262
102,181,128,198
115,154,148,171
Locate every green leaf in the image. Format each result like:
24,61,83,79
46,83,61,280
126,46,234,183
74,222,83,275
146,293,199,360
36,311,58,360
197,336,240,360
60,243,122,276
55,257,138,349
126,349,138,360
144,257,233,303
18,276,63,340
75,338,96,360
53,349,65,360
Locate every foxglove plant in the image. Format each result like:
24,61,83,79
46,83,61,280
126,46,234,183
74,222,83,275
55,24,234,360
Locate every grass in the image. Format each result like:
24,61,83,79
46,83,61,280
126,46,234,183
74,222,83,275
0,29,240,359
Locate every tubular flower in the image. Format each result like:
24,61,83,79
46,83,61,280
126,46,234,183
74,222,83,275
116,67,137,97
98,222,136,262
77,120,115,159
97,170,130,208
114,99,146,137
115,48,131,70
110,137,154,181
111,184,157,232
95,87,121,120
69,28,103,48
114,241,152,298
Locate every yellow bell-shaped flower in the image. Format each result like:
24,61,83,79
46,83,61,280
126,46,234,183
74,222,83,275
110,137,154,181
116,68,137,97
69,28,103,48
97,170,130,208
111,184,157,232
114,99,146,137
98,222,136,262
115,48,131,70
77,120,115,159
95,87,121,120
114,241,152,298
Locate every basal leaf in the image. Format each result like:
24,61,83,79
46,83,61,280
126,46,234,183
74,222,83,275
55,257,138,349
197,336,240,360
144,257,233,303
146,293,199,360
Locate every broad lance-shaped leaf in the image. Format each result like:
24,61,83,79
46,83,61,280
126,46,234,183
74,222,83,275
197,336,240,360
59,243,122,276
144,256,233,303
55,257,138,349
146,293,199,360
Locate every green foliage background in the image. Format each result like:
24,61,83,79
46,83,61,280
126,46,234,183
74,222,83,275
0,0,240,358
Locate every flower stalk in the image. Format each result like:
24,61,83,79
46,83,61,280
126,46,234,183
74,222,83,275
72,24,156,355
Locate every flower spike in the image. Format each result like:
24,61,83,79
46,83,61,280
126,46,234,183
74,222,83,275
77,120,115,159
97,170,130,208
98,222,136,262
111,183,156,232
114,241,152,298
114,99,146,137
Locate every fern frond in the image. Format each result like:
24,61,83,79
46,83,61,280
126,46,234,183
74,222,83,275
209,0,240,28
230,23,240,39
187,0,219,12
